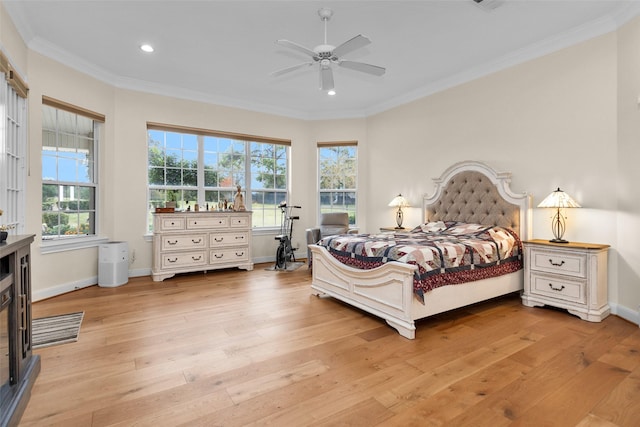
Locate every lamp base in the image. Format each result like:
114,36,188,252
394,226,405,230
549,238,569,244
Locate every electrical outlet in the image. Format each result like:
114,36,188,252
130,249,136,265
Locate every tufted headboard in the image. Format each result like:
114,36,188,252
424,161,532,239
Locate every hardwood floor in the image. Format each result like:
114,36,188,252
21,263,640,426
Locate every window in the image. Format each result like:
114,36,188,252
41,97,103,240
318,141,357,225
0,53,28,235
147,124,290,231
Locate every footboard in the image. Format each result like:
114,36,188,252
309,244,418,339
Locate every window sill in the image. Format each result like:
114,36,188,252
40,236,110,254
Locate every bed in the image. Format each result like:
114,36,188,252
308,160,532,339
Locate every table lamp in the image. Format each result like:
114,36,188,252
537,187,581,243
388,194,410,229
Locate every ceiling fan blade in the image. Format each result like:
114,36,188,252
332,34,371,58
338,60,386,76
270,62,314,77
276,39,317,58
320,65,334,91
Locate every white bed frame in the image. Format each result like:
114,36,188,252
309,160,532,339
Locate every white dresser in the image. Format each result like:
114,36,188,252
152,211,253,282
521,239,610,322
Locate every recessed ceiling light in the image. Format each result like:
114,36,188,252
140,44,154,53
327,90,336,96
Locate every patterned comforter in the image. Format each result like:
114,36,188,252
317,221,523,302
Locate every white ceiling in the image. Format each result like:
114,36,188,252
4,0,640,120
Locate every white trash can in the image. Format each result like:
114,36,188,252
98,241,129,287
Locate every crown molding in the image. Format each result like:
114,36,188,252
13,2,640,120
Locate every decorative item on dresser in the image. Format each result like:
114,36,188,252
521,239,610,321
152,211,253,282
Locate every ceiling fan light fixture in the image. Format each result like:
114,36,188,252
272,8,385,94
327,89,336,96
140,44,154,53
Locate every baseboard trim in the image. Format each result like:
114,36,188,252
33,276,97,302
610,302,640,327
32,267,151,302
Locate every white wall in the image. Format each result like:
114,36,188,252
367,32,618,237
616,16,640,323
1,1,638,323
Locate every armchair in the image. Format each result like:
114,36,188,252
306,212,358,266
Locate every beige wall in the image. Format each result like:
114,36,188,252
1,2,638,323
0,1,27,73
616,16,640,319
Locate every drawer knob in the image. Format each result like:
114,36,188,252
167,257,178,263
548,283,565,292
236,252,244,257
192,255,202,261
235,236,244,240
215,237,224,242
548,259,565,267
192,238,202,244
215,254,224,259
168,240,178,245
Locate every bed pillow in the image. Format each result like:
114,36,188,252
446,222,489,235
414,221,447,233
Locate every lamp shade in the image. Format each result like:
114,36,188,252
537,188,581,209
388,194,410,208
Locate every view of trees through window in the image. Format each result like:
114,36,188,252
41,104,98,239
318,144,357,225
147,128,288,231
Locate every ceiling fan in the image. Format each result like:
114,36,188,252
271,8,385,93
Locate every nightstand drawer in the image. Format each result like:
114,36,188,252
530,273,585,304
530,248,586,278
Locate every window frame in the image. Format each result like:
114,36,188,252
317,141,358,226
146,123,291,233
0,63,28,236
40,96,104,248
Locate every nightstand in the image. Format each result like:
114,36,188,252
521,239,610,322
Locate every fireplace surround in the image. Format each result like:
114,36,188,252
0,235,39,427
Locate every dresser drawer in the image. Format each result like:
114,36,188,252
158,216,186,231
530,273,586,304
230,215,251,228
187,216,229,229
210,247,249,264
161,234,206,251
161,251,207,269
209,232,249,247
530,248,586,278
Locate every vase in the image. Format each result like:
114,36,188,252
0,231,7,243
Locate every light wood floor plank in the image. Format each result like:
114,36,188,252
19,264,640,426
